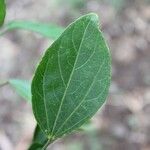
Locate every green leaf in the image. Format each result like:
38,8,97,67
28,121,94,150
28,125,48,150
0,20,64,39
9,79,31,101
32,13,111,143
0,0,6,27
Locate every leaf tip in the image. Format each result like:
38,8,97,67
86,13,99,22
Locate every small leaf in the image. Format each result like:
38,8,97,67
32,13,111,142
0,20,64,39
28,125,48,150
9,79,31,101
0,0,6,27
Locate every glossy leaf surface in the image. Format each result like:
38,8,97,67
0,0,6,26
0,21,64,39
32,13,111,141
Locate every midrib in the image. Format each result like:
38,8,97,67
50,19,92,137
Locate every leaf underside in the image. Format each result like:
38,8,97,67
0,0,6,27
32,13,111,141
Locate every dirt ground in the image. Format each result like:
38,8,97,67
0,0,150,150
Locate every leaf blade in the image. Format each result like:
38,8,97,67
32,13,111,140
0,0,6,27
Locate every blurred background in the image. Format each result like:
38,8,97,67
0,0,150,150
